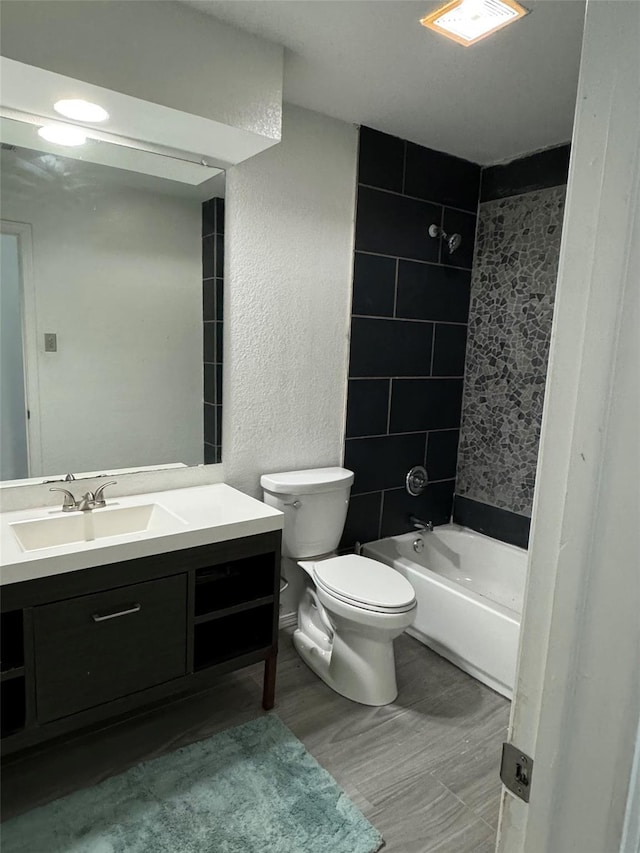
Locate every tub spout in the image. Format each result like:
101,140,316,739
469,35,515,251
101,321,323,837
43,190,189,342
409,515,434,533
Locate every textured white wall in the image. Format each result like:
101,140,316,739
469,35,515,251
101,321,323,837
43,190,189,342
0,1,283,141
223,104,358,500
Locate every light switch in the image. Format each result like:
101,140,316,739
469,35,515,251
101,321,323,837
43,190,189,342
44,333,57,352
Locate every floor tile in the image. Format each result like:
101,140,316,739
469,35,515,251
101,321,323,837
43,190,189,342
368,769,495,853
2,629,509,850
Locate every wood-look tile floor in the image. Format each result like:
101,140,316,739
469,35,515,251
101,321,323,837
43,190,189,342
1,629,509,852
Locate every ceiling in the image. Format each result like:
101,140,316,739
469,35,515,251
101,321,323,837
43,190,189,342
185,0,585,165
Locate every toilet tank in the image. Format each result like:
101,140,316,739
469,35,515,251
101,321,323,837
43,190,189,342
260,467,354,559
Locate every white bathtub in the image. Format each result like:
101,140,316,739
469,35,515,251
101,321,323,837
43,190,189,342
363,524,527,699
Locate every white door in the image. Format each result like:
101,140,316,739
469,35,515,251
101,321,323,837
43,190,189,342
496,1,640,851
0,220,42,478
0,231,29,478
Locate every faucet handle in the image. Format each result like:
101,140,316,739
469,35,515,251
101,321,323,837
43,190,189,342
93,481,117,507
50,487,78,512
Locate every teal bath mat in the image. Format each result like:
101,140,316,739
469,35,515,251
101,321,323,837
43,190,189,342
2,715,383,853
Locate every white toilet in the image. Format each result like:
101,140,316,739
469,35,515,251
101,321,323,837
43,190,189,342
261,467,417,706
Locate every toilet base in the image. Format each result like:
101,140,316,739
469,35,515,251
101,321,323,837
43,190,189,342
293,625,399,707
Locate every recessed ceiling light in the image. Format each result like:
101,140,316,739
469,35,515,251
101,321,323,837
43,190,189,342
420,0,529,46
38,124,87,147
54,99,109,122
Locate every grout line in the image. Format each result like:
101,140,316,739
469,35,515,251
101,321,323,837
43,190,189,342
352,479,456,498
348,375,464,381
347,427,459,440
386,379,393,434
358,182,478,216
351,478,457,499
430,325,437,375
430,763,502,835
401,141,408,195
430,774,495,829
392,259,399,318
377,491,385,539
352,314,468,327
355,249,472,272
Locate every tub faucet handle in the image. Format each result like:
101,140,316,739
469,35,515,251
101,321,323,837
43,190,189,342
406,465,428,496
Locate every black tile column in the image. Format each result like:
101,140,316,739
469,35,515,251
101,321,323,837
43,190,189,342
342,127,480,548
202,197,224,464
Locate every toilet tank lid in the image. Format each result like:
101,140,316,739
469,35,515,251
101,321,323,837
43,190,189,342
260,467,354,495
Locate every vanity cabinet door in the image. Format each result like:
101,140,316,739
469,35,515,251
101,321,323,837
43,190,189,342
33,575,187,723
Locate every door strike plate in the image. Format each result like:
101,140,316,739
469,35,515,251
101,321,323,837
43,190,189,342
500,742,533,803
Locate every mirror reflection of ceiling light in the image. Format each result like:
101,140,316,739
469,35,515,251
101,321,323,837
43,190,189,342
53,99,109,122
38,124,87,147
420,0,529,46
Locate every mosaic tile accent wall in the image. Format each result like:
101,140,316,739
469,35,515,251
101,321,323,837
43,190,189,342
455,184,566,519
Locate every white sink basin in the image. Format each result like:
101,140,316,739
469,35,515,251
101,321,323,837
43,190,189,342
10,504,186,552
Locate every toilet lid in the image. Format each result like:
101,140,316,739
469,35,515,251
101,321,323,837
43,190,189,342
313,554,416,611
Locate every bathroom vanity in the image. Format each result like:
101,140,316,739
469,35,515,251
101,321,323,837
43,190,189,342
0,484,282,756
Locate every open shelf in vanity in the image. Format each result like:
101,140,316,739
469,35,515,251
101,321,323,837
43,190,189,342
1,610,27,738
0,530,281,756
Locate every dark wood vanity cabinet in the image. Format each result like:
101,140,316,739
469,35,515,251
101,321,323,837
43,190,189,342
34,575,188,723
0,530,281,756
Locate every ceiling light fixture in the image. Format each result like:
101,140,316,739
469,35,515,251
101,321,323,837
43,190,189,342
420,0,529,46
38,123,87,147
54,99,109,122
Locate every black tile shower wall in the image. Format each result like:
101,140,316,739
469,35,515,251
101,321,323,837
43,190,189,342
480,143,570,202
202,197,224,465
342,127,481,549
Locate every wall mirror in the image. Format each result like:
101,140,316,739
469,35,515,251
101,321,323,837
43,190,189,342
0,114,225,484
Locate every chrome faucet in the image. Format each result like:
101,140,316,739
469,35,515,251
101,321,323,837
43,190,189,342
409,515,434,533
49,488,79,512
50,481,117,512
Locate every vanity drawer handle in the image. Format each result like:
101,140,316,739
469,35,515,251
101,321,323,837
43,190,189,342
92,603,141,622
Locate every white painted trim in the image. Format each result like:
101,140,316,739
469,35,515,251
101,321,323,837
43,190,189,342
497,1,640,850
0,220,42,476
621,719,640,853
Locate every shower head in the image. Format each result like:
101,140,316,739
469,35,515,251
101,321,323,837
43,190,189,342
428,224,462,255
447,232,462,253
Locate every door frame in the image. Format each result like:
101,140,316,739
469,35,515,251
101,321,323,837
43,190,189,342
496,1,640,850
1,219,43,477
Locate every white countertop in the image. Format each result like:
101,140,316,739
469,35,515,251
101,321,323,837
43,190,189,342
0,483,283,587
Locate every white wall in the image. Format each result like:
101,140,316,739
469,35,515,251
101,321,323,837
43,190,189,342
223,104,358,501
2,159,203,476
0,233,29,479
0,1,283,142
224,104,357,616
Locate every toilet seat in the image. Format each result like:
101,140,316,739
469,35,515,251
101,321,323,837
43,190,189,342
311,554,416,614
